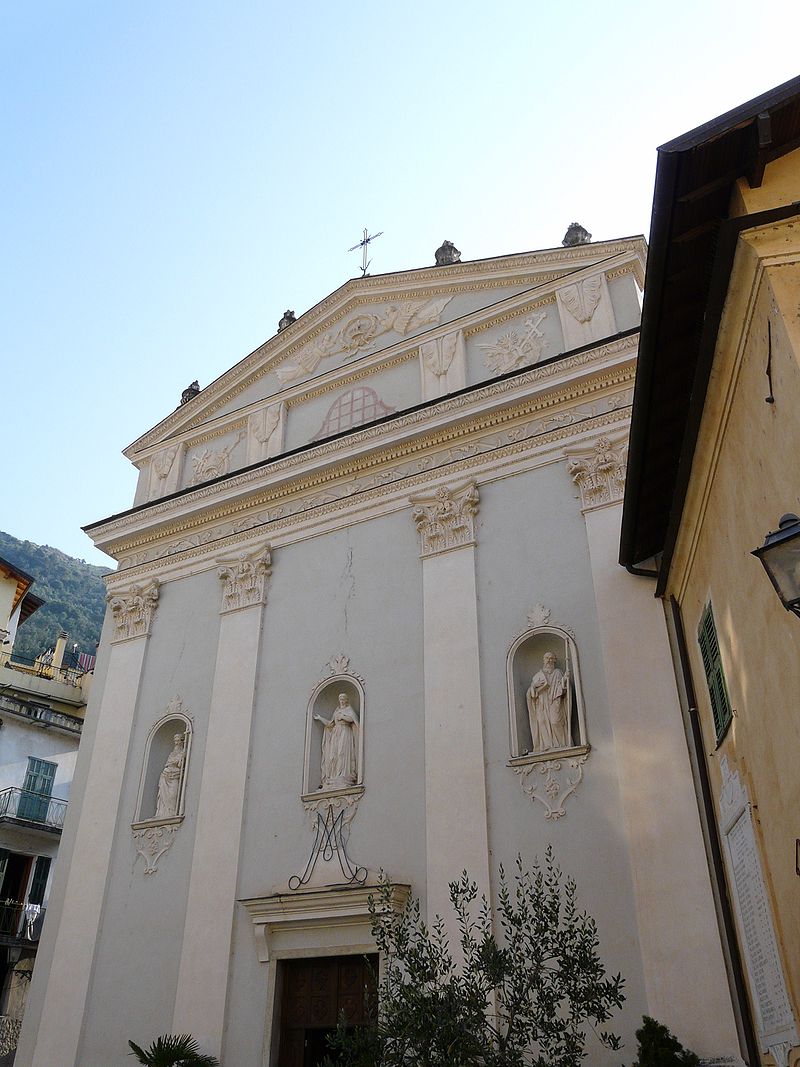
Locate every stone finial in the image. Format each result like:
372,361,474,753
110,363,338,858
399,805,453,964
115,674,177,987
562,223,592,247
277,310,296,332
435,240,461,266
180,381,200,405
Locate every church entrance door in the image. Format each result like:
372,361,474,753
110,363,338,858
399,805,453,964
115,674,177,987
277,955,376,1067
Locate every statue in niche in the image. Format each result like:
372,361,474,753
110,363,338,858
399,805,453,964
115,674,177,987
155,733,186,818
314,693,359,789
526,651,571,753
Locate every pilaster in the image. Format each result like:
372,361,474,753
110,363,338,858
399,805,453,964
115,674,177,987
410,481,490,927
565,438,740,1057
171,545,271,1055
22,582,159,1067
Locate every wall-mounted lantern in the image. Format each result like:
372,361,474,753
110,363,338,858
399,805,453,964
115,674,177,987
752,513,800,617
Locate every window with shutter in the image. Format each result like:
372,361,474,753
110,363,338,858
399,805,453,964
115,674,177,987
697,603,733,741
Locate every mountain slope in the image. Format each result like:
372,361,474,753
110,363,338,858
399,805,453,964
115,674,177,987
0,531,111,661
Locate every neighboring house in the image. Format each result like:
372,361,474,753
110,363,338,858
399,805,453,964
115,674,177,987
21,235,742,1067
0,557,88,1058
620,77,800,1067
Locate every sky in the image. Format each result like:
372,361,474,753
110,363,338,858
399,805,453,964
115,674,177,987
2,1,798,567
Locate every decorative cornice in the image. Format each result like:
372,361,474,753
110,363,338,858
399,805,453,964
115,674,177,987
106,581,159,642
565,433,628,510
285,349,417,407
95,333,638,550
104,392,634,583
217,544,272,613
127,242,644,456
410,480,479,558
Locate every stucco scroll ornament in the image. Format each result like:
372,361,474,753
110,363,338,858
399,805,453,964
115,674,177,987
107,581,159,642
149,445,180,499
189,429,246,486
132,823,178,875
478,312,547,375
326,653,364,683
565,435,627,510
410,481,479,558
513,755,588,819
559,276,603,323
275,296,453,384
217,545,272,613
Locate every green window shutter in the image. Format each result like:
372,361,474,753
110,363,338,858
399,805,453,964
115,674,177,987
28,856,51,906
698,604,733,740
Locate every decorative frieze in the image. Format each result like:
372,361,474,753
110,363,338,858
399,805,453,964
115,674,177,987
106,581,159,642
478,312,547,374
189,430,245,486
410,481,480,558
217,545,272,613
565,435,627,510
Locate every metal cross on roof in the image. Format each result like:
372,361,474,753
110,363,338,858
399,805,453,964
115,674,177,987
347,227,383,277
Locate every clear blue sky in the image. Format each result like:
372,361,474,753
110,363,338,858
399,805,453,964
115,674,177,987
2,1,797,566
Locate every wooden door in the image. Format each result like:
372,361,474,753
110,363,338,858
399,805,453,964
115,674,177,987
277,955,376,1067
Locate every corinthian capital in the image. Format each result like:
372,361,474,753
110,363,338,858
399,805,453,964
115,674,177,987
565,435,627,511
107,581,160,642
217,544,272,613
410,481,480,559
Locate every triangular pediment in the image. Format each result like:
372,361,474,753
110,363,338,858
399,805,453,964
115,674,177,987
125,239,644,460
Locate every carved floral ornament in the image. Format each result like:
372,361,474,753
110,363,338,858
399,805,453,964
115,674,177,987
217,544,272,613
106,580,159,642
507,604,589,818
565,434,627,510
410,481,480,558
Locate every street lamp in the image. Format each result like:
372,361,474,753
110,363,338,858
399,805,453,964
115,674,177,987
752,513,800,617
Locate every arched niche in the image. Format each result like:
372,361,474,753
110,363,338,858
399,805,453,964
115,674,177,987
133,704,193,825
303,676,365,797
507,627,588,763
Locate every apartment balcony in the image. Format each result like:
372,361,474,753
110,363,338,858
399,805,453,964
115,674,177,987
0,789,66,835
0,902,45,946
0,692,82,736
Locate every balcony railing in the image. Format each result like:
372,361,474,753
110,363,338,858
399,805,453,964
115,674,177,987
0,692,83,735
0,788,67,832
0,649,84,688
0,902,45,942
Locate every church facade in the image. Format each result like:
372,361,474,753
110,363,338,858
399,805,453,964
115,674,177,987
19,238,742,1065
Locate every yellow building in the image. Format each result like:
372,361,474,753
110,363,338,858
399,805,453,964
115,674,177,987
621,76,800,1067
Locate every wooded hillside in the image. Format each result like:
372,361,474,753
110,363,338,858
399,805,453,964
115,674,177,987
0,531,111,661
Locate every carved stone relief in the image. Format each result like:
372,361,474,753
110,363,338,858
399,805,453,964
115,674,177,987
275,296,453,384
555,274,616,349
410,481,479,558
107,581,159,642
217,544,272,613
478,312,548,375
507,607,588,816
148,444,183,500
420,330,466,400
188,429,246,486
565,435,627,510
132,823,178,875
247,402,285,463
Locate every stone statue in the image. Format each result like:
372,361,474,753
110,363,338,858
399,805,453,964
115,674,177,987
562,222,592,247
155,733,186,818
435,240,461,266
180,380,200,405
278,309,296,332
314,693,359,789
526,651,571,752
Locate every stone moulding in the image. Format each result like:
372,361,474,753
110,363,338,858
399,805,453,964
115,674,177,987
106,580,159,642
240,882,411,963
410,480,479,558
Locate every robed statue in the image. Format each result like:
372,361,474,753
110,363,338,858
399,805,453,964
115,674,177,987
315,693,360,789
526,651,572,753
